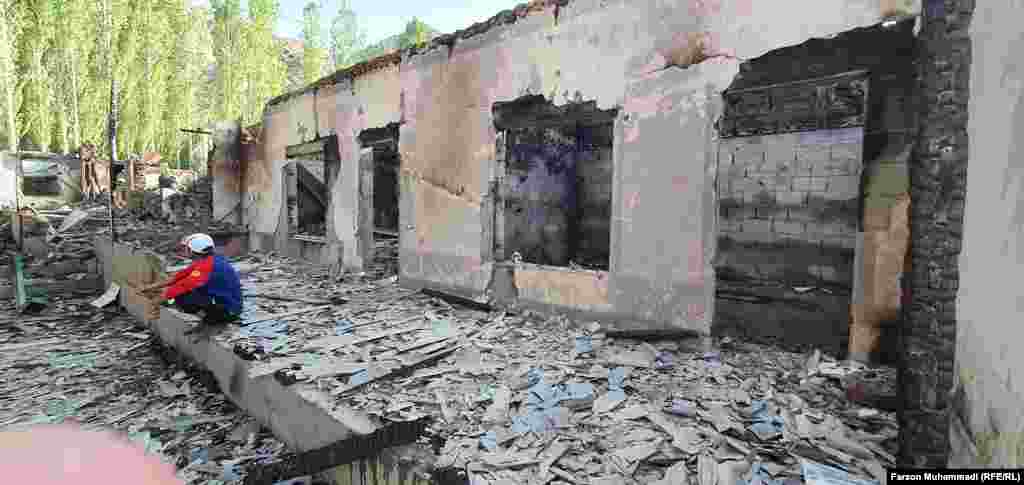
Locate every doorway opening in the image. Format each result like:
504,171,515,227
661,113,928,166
358,124,401,279
285,136,338,241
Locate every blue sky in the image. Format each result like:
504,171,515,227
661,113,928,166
193,0,523,45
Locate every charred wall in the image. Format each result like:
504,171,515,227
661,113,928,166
713,19,917,357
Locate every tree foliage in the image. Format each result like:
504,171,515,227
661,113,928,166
0,0,438,164
329,0,365,71
301,1,326,84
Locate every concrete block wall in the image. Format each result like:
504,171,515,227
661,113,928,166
717,129,862,287
575,123,614,269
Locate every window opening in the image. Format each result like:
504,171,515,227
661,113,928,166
492,96,617,271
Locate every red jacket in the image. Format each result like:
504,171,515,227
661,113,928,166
163,256,214,300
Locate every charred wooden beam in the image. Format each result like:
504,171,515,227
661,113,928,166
420,288,492,312
240,418,433,485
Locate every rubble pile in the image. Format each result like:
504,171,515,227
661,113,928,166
181,255,896,485
0,295,287,484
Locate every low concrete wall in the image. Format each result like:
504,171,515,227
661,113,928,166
93,237,436,484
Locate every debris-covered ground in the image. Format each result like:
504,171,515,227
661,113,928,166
166,253,899,485
4,204,900,485
0,295,288,485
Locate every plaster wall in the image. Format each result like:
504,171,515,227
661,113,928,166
950,0,1024,467
243,0,915,333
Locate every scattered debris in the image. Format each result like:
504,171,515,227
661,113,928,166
91,283,121,308
0,295,287,485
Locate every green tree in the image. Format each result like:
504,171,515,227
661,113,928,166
302,1,326,84
159,0,191,160
0,0,20,151
211,0,244,122
16,0,56,151
399,17,430,49
244,0,287,125
329,0,365,70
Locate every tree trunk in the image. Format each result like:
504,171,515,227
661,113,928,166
900,0,975,468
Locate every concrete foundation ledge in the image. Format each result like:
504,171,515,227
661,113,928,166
93,237,440,484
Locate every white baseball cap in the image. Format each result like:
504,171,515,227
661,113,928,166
182,233,215,255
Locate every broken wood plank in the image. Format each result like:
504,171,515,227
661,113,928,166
604,328,702,340
421,288,492,312
331,344,463,396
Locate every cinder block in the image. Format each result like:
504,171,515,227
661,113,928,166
744,219,773,234
793,176,828,192
774,156,799,174
795,145,830,166
825,174,862,200
729,228,775,244
733,146,765,167
774,220,806,236
822,157,858,175
776,190,805,207
771,173,795,192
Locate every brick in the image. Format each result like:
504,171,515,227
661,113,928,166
796,145,830,166
743,219,773,235
788,206,817,224
732,145,765,166
793,176,828,192
825,174,861,200
823,157,858,175
774,220,806,235
776,190,806,207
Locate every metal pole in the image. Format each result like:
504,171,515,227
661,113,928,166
107,76,118,243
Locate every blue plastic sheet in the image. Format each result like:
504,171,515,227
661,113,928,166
190,448,209,465
743,462,784,485
348,369,369,386
480,430,498,450
334,319,354,336
222,462,241,482
563,382,595,401
526,368,544,388
511,407,566,434
748,400,785,439
608,366,627,401
655,351,674,370
575,335,593,353
801,460,880,485
528,380,560,410
667,399,696,417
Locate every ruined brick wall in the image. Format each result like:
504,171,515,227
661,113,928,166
713,21,917,356
715,128,862,355
575,123,614,270
900,0,974,468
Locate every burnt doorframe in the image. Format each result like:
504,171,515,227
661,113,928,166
284,134,339,242
356,123,401,268
487,95,618,270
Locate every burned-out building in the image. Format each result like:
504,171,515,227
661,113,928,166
200,0,1022,469
220,0,920,352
